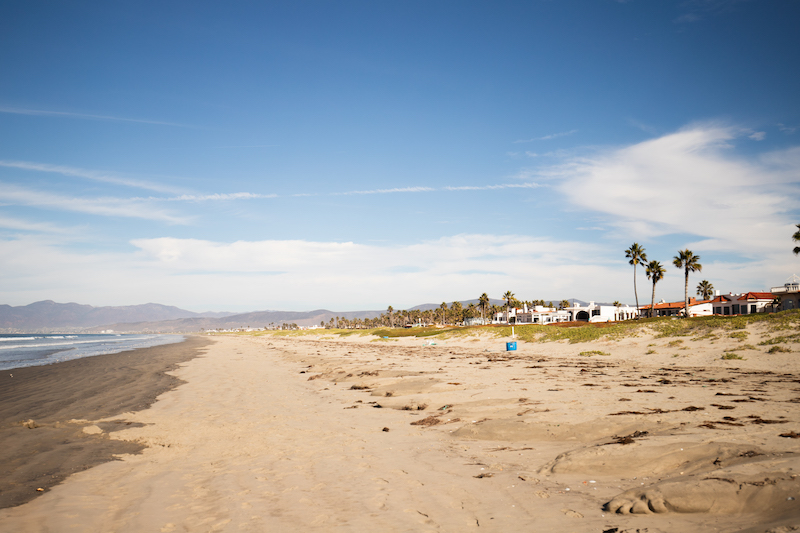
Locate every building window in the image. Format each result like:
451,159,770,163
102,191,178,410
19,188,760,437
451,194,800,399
751,305,757,313
715,307,721,314
733,304,740,314
724,307,730,315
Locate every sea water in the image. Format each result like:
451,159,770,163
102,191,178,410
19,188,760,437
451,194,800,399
0,333,185,371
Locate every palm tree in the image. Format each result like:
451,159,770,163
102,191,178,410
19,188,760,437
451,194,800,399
673,249,702,318
612,300,621,320
450,301,463,325
440,302,447,325
479,293,489,324
696,280,714,300
793,224,800,255
559,299,570,310
625,243,647,317
387,306,394,328
503,290,515,324
646,260,666,318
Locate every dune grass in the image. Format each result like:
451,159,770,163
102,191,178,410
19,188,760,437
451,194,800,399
226,309,800,345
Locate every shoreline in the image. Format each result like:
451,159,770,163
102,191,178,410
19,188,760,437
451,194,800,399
1,324,798,531
0,335,212,509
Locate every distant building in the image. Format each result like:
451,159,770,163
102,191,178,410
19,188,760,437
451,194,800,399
565,301,638,322
492,304,570,325
771,276,800,311
711,292,775,315
642,298,713,318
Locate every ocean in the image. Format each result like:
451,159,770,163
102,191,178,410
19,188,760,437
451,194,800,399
0,333,186,371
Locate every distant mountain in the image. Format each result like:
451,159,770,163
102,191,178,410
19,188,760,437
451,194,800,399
0,300,236,331
0,297,631,333
82,309,384,333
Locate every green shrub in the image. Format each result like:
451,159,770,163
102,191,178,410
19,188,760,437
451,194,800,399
767,346,792,353
721,353,744,360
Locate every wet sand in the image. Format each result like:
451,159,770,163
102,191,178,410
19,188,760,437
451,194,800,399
0,326,798,532
0,335,211,509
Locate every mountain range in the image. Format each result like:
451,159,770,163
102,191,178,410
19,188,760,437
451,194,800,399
0,298,606,333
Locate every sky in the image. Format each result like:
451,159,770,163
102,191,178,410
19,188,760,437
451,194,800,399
1,0,799,313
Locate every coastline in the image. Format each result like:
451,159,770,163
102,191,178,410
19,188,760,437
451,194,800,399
1,324,798,531
0,335,211,509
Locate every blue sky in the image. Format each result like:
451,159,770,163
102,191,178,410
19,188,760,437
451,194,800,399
1,0,799,312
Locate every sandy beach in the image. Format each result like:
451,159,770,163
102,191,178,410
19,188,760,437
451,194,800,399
1,322,799,532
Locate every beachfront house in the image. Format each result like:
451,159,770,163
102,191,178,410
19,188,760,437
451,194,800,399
642,298,713,318
771,276,800,311
565,301,638,322
492,304,570,325
711,292,776,315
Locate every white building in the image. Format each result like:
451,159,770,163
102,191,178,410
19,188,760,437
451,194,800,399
643,298,713,317
771,275,800,311
565,301,638,322
711,292,775,315
492,304,570,325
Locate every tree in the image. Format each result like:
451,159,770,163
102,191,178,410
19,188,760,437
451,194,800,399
479,293,489,324
387,305,394,328
696,280,714,300
673,249,702,318
793,224,800,255
625,243,647,317
440,302,448,325
559,300,570,310
645,260,666,318
612,300,621,321
503,290,515,324
450,301,463,325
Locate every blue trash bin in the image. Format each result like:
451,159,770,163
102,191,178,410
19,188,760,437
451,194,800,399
506,341,517,351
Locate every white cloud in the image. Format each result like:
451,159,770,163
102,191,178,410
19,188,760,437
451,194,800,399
161,192,278,201
332,186,435,196
0,184,190,224
0,215,71,233
514,130,578,143
1,234,629,310
749,131,766,141
0,106,189,127
550,123,799,255
0,160,186,194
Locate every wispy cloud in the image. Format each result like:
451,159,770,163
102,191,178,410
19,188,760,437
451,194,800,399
332,186,435,196
749,131,766,141
0,106,190,127
443,183,544,191
0,184,189,224
0,160,186,194
0,215,71,233
514,130,578,143
778,123,797,134
549,122,798,254
161,192,278,201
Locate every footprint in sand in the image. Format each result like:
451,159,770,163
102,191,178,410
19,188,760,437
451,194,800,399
535,491,550,498
560,508,583,518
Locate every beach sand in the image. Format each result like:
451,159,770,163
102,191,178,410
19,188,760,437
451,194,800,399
1,325,798,532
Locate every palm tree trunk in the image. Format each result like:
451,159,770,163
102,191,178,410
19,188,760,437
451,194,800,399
634,265,640,317
684,268,690,318
651,283,656,319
